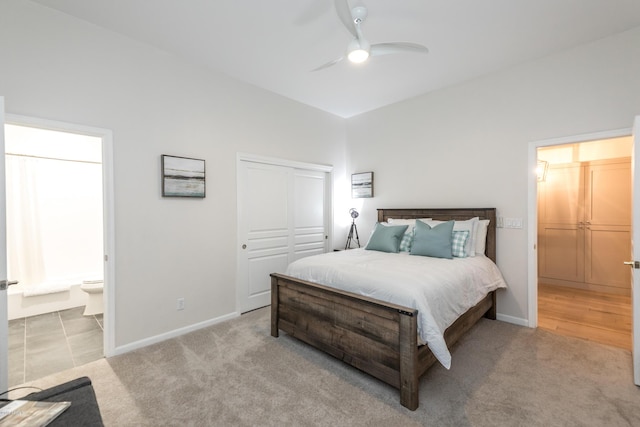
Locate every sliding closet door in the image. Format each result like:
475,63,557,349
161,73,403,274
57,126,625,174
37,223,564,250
237,157,330,313
292,169,327,261
237,162,291,313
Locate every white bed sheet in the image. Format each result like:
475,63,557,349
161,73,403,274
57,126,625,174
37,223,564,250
284,248,507,369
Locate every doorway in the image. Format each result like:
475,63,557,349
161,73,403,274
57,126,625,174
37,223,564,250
2,115,115,388
535,136,632,349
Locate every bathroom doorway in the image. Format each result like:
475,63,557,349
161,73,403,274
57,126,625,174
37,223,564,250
3,118,111,387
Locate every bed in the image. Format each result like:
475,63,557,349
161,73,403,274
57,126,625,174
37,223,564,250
270,208,504,410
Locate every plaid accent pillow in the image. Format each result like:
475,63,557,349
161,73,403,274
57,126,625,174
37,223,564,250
399,229,414,252
452,230,470,258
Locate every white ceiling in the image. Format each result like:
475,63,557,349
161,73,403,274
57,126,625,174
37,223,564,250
32,0,640,118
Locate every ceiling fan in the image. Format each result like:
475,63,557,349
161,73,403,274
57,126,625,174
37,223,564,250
313,0,429,71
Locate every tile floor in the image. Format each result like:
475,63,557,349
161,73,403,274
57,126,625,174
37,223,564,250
8,307,103,388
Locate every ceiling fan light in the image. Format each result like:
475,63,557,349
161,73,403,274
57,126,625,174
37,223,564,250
347,38,370,63
348,48,369,63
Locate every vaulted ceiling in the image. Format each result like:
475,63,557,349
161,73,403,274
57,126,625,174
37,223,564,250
32,0,640,118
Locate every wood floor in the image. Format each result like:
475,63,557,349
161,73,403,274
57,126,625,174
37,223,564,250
538,283,632,350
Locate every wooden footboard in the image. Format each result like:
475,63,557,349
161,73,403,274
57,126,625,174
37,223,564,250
271,272,496,410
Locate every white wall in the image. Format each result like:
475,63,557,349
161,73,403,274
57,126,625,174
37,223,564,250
0,0,346,347
2,0,637,347
345,27,640,323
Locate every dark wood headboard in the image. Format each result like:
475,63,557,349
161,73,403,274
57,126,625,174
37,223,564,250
377,208,497,263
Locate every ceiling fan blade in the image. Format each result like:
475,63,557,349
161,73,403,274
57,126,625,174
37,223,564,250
334,0,357,38
370,42,429,57
311,56,344,72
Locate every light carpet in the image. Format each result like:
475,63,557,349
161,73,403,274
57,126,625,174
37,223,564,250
11,307,640,426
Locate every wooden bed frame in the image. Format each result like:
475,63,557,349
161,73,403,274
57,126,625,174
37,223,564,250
270,208,498,410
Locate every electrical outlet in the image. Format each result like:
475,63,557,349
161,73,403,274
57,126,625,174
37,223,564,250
177,298,185,310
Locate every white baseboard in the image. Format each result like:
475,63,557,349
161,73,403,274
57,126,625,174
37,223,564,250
109,311,240,357
497,313,529,327
108,310,530,357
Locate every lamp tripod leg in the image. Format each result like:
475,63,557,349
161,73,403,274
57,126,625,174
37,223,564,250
345,221,360,250
353,224,360,248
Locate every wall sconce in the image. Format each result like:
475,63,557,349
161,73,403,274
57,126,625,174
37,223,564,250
536,160,548,182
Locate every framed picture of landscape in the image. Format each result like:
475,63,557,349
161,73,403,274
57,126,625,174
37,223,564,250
161,155,205,198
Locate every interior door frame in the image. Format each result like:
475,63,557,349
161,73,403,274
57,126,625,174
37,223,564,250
632,116,640,384
527,126,633,328
5,114,117,358
0,96,7,392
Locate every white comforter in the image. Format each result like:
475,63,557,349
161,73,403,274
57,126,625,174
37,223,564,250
284,248,507,369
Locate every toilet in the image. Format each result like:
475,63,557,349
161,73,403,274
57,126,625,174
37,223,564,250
80,278,104,316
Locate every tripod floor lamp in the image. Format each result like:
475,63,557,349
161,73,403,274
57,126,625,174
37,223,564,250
345,208,360,250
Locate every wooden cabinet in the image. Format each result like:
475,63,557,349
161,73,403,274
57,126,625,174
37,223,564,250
538,158,631,295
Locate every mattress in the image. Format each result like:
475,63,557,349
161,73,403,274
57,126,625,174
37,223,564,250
284,248,507,369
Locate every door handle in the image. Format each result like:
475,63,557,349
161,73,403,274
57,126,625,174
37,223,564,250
0,280,18,291
623,261,640,269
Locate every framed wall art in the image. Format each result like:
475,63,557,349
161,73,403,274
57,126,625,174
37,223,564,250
351,171,373,198
161,155,205,198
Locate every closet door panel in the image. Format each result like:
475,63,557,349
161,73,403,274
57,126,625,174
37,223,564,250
292,169,326,261
238,163,292,312
585,225,631,290
538,224,584,282
586,161,631,226
538,163,582,224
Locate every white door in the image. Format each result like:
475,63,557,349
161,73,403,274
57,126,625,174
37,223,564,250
0,97,8,392
292,168,328,261
238,161,292,313
237,158,329,314
631,115,640,385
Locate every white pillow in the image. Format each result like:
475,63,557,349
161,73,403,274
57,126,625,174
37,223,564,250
387,218,432,227
475,219,490,255
387,218,416,227
422,217,479,257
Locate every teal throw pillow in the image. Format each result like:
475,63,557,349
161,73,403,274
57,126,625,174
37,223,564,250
410,220,454,259
365,223,409,253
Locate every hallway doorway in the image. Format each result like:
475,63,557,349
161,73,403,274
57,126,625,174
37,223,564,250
536,136,632,349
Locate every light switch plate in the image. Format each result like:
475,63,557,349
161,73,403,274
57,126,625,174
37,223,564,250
504,218,523,229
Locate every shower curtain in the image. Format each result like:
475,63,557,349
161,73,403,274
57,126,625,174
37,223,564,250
5,155,46,291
